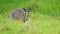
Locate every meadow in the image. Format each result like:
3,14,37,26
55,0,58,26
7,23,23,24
0,0,60,34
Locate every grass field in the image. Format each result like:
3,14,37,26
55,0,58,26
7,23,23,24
0,0,60,34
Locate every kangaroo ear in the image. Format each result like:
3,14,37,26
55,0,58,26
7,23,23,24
23,8,26,11
29,9,31,11
29,8,31,11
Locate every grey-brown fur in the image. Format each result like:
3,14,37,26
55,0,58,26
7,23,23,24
8,8,30,22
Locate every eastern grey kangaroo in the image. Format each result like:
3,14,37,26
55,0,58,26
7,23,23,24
8,8,30,22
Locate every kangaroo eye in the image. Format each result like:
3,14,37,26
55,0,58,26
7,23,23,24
24,12,29,16
24,12,26,15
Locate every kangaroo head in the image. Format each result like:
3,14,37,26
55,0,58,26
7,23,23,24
22,8,31,22
23,8,30,17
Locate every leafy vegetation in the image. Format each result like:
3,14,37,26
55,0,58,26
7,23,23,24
0,0,60,34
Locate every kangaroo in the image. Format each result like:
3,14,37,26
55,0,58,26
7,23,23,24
8,8,30,22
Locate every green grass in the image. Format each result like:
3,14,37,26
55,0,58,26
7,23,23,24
0,0,60,34
0,14,60,34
